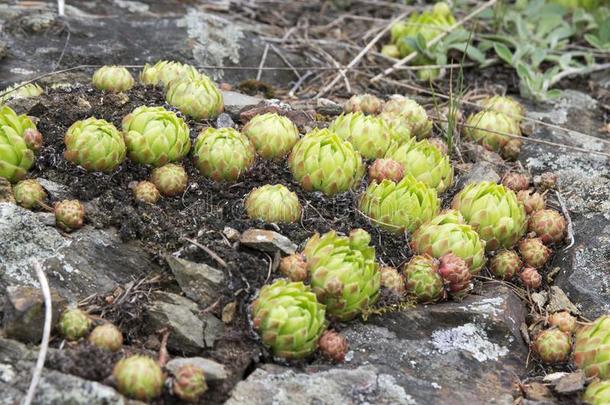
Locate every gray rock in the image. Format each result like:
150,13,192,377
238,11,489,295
0,203,160,301
222,91,261,117
457,161,501,188
215,112,235,128
239,229,297,255
520,91,610,318
145,291,223,354
166,357,229,381
3,286,66,343
229,285,527,405
552,370,585,394
166,256,225,307
227,364,415,405
37,178,71,200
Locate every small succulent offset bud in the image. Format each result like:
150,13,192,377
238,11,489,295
140,60,202,88
57,308,91,340
411,210,486,274
501,172,530,191
92,66,134,93
0,82,43,103
385,138,454,192
122,106,191,167
381,96,432,139
113,355,164,401
193,127,255,182
520,267,542,289
517,189,545,215
532,328,572,364
23,128,43,152
250,279,327,359
519,238,551,268
329,112,393,159
381,44,400,59
368,158,404,183
535,171,557,191
529,209,566,245
242,113,300,160
582,380,610,405
88,323,123,351
133,181,160,204
344,94,383,115
428,138,448,155
463,110,521,159
279,253,308,282
289,129,364,196
13,179,46,209
318,330,348,362
452,181,527,251
304,230,380,320
246,184,302,224
502,138,522,161
172,365,208,402
489,250,522,280
403,255,445,303
437,253,472,293
548,311,577,334
165,76,224,120
480,95,525,122
64,117,126,172
150,163,188,197
380,266,406,295
574,315,610,379
55,200,85,232
359,175,440,234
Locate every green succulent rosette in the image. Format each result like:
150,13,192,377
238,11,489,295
328,112,393,159
92,66,134,93
410,210,486,274
451,181,527,251
303,229,380,321
359,174,440,234
0,82,43,103
245,184,302,224
64,117,126,172
288,128,364,196
0,105,41,149
574,315,610,379
242,112,300,160
122,106,191,166
193,127,255,182
385,138,454,192
165,76,224,120
140,60,202,88
381,96,432,140
480,95,525,123
463,110,521,158
583,380,610,405
0,116,36,182
113,355,163,401
403,254,444,303
251,279,327,359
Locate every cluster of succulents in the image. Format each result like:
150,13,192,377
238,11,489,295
92,66,135,93
343,94,383,115
289,128,364,195
0,106,41,183
140,60,202,88
383,2,456,79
